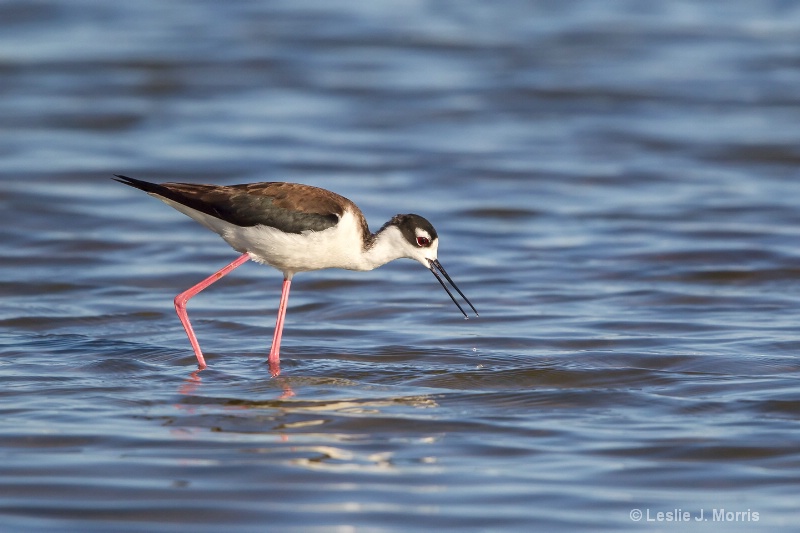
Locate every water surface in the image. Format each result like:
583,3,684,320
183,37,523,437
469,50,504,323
2,1,800,531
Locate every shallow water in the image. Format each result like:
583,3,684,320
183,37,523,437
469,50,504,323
2,1,800,531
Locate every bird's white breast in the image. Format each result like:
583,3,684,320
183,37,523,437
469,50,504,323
158,195,369,277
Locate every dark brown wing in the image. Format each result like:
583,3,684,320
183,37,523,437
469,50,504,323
114,175,349,234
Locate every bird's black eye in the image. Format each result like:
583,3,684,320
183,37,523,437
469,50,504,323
416,236,430,247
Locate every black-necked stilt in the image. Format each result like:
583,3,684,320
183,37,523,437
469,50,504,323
114,175,477,375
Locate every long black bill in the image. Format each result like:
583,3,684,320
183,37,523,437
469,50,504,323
428,259,479,319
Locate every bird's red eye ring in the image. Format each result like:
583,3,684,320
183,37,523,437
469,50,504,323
416,236,430,247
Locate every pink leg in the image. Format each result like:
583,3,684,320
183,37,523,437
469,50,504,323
267,278,291,376
174,253,250,368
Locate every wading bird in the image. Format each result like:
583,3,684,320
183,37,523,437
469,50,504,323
114,175,477,375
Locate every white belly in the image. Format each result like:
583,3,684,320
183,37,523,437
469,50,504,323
158,196,369,276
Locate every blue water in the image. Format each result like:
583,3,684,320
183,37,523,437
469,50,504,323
2,1,800,531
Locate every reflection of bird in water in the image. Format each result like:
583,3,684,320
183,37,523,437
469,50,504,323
178,369,295,401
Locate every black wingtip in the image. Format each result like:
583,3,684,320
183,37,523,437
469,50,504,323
111,174,163,194
112,174,140,187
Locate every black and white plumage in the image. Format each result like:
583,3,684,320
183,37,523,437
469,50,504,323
114,175,477,375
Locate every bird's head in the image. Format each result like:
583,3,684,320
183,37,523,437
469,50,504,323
384,213,440,267
381,214,478,319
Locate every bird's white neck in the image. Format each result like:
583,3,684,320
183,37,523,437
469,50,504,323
357,225,412,271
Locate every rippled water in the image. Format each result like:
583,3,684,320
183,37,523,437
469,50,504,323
2,1,800,531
